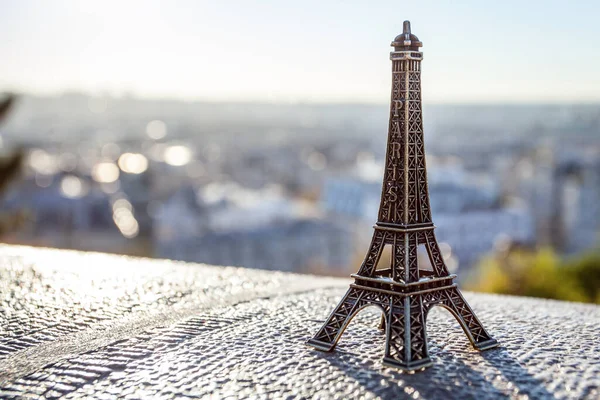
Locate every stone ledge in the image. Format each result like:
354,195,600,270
0,245,598,399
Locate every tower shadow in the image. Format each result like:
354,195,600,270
314,345,555,399
478,346,555,399
314,348,502,399
308,308,555,399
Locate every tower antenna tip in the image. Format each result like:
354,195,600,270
403,20,411,34
391,19,422,49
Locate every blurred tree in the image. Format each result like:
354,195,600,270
467,245,600,304
0,93,26,237
0,94,15,120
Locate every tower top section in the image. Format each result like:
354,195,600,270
391,20,422,51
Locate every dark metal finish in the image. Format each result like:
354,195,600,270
307,20,498,371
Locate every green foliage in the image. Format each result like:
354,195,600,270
563,251,600,303
467,246,600,304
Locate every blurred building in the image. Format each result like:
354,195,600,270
511,145,600,254
158,219,350,273
0,95,597,275
567,156,600,252
154,183,351,274
552,152,600,253
322,160,534,272
435,209,533,269
0,147,153,256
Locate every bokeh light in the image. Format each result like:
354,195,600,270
118,153,149,174
60,176,88,199
29,149,58,175
164,145,192,166
92,162,119,183
146,120,167,140
112,198,139,238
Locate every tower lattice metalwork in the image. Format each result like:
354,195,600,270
307,21,498,371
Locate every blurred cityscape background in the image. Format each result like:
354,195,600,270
0,1,598,303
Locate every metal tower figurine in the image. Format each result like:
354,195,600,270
307,21,498,371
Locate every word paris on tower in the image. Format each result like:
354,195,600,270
307,21,498,371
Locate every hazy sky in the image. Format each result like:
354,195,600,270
1,0,599,103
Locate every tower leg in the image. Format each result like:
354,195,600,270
356,230,386,276
439,287,498,351
378,314,386,330
307,288,365,352
382,296,432,371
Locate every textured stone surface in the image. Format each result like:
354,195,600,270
0,245,598,399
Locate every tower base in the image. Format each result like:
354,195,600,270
381,357,433,371
307,276,498,371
